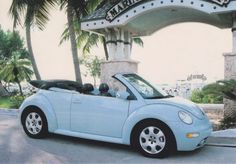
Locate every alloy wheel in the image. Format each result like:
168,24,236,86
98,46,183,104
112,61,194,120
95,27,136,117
25,112,43,135
139,126,166,154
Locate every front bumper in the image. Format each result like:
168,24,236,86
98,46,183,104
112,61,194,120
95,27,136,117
169,116,212,151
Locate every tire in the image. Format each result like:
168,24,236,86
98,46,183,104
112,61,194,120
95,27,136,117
22,108,48,139
131,120,176,158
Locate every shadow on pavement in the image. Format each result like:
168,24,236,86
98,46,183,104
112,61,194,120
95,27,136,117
48,132,132,151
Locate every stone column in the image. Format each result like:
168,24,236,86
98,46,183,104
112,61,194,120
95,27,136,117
101,28,139,89
223,14,236,118
101,60,139,90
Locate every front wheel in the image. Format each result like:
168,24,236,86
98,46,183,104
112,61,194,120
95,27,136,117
22,108,48,138
132,121,175,158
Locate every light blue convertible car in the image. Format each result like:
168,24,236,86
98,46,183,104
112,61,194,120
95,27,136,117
19,73,212,158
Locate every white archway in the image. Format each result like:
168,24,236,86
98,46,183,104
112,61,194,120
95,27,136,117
82,0,235,35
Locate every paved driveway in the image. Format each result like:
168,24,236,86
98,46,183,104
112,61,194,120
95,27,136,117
0,112,236,164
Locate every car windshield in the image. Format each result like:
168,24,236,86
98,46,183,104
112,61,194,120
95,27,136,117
123,74,171,99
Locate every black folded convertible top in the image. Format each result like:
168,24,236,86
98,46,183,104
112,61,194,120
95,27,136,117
29,80,83,92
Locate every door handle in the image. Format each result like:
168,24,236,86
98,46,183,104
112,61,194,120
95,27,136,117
73,98,81,104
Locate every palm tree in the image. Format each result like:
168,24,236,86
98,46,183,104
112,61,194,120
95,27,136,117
9,0,56,80
0,52,33,95
59,0,97,83
65,0,82,83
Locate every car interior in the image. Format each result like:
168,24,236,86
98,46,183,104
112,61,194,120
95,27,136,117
82,83,114,97
30,79,129,98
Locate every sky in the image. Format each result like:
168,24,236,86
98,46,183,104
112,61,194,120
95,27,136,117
0,0,232,84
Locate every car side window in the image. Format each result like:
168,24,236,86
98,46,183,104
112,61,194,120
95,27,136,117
109,79,136,100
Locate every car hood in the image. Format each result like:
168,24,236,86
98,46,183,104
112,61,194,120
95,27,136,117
145,97,205,119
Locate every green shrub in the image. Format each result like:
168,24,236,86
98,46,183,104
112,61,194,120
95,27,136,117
10,95,25,108
190,89,204,103
190,83,224,104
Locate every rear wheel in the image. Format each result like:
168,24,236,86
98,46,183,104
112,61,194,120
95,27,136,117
132,121,175,158
22,108,48,138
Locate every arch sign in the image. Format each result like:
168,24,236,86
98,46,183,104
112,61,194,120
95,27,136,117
106,0,144,22
105,0,231,22
81,0,236,36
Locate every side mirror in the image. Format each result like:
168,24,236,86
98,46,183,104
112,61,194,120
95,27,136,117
116,91,130,100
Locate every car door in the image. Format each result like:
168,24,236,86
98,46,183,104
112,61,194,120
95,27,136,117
43,88,73,130
70,93,129,138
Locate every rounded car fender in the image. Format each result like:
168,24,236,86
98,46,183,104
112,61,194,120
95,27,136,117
122,104,181,145
19,93,58,132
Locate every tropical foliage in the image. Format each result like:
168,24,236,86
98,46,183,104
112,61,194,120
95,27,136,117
191,79,236,103
0,52,33,95
8,0,144,84
0,28,32,96
0,27,28,60
9,0,57,80
190,83,224,104
217,79,236,100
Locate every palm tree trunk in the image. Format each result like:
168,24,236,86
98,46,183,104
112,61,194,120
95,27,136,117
102,37,109,60
67,2,82,83
26,24,41,80
17,81,23,96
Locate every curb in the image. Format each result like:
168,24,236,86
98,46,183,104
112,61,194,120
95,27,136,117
207,143,236,148
206,135,236,148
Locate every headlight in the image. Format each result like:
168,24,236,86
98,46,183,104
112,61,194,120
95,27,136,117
178,111,193,124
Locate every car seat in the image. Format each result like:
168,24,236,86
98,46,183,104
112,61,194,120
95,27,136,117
99,83,112,97
82,83,94,95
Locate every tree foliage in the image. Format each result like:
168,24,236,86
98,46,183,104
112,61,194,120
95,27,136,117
190,82,224,104
0,52,33,95
9,0,56,30
190,79,236,104
80,55,102,86
0,27,28,60
0,27,32,95
9,0,57,80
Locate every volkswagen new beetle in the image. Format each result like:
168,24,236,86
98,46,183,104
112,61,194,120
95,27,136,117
19,73,212,158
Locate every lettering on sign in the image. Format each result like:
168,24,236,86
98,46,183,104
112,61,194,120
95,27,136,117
187,74,207,81
106,0,144,22
204,0,230,6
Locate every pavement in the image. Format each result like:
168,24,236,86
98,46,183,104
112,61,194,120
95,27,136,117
0,108,18,116
0,109,236,163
